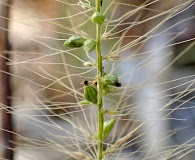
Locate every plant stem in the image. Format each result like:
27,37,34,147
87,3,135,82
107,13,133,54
95,0,104,160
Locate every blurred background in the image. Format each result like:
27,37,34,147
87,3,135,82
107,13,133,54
0,0,195,159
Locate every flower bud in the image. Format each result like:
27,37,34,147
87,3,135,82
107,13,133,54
83,39,96,53
64,35,86,48
83,81,97,104
91,12,105,25
102,119,116,140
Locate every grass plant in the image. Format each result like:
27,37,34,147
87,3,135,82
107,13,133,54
0,0,195,160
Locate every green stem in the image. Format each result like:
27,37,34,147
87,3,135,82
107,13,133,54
96,0,104,160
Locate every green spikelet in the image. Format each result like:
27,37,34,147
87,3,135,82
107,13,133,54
64,35,86,48
103,74,121,87
102,119,116,140
83,39,96,53
91,11,105,25
83,81,97,104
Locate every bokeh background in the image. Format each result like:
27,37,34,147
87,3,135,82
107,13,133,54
0,0,195,159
